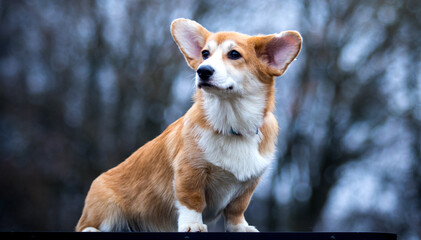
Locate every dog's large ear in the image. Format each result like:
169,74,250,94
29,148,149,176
171,18,211,70
253,31,302,76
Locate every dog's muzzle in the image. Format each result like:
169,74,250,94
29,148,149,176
197,65,215,89
197,65,214,81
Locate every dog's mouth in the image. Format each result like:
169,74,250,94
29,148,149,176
198,82,234,91
197,82,216,89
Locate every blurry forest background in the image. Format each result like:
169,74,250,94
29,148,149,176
0,0,420,238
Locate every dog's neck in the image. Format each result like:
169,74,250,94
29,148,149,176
198,89,269,137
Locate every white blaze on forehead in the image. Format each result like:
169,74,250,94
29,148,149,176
205,40,237,53
221,40,237,52
206,40,217,52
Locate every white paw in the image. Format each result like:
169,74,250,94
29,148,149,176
227,223,259,232
178,223,208,232
81,227,101,232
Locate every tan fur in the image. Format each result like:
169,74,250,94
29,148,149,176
224,179,260,226
76,18,301,232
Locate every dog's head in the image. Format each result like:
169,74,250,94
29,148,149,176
171,18,302,97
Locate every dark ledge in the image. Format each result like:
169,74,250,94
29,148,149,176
1,232,397,240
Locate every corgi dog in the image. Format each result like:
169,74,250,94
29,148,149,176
76,18,302,232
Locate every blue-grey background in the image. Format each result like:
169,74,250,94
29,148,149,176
0,0,420,238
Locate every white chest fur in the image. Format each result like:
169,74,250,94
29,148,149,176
202,92,266,137
196,127,272,181
195,87,274,181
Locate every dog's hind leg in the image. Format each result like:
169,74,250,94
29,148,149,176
76,176,125,232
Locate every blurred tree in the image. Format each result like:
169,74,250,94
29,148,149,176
257,1,421,237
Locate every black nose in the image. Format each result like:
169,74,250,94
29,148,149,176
197,65,214,81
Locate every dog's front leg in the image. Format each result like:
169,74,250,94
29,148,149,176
174,164,208,232
224,179,260,232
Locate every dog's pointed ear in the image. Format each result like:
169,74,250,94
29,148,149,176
171,18,211,70
253,31,302,76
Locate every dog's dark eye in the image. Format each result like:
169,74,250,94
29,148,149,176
202,50,210,60
227,50,241,60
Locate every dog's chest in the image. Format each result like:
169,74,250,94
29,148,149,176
197,128,272,182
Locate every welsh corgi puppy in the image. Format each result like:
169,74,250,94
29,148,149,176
76,18,302,232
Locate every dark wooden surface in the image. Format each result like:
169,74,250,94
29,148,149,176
1,232,397,240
